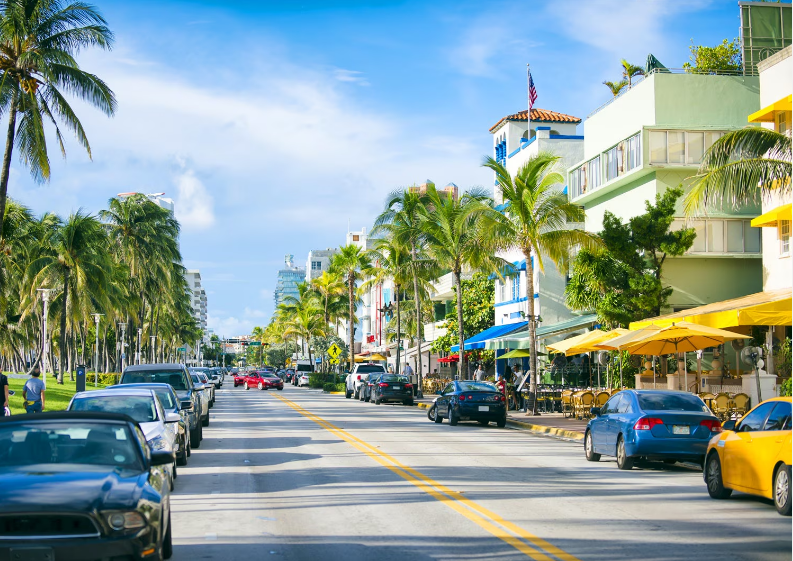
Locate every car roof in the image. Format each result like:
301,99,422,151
124,363,185,372
0,411,136,425
108,383,175,392
71,388,157,399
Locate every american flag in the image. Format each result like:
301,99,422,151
528,69,538,109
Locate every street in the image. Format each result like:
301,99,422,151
169,386,792,561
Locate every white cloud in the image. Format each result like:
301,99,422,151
174,168,215,230
243,307,267,318
333,69,370,86
207,314,255,338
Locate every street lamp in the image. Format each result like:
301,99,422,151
36,289,53,387
136,328,142,365
150,335,156,364
92,314,103,386
118,322,127,372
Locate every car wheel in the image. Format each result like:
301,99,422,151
277,387,283,391
585,430,601,462
345,390,352,399
162,512,173,559
202,414,209,427
374,396,381,405
616,436,633,470
774,464,791,516
663,459,677,465
478,420,489,426
449,409,458,426
170,469,175,491
364,393,370,402
177,437,187,466
434,406,443,423
186,436,191,457
496,415,506,428
190,426,201,449
428,404,437,422
258,382,263,390
705,452,732,499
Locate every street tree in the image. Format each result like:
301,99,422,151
331,244,375,373
683,38,742,74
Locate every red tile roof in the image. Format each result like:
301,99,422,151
489,108,582,133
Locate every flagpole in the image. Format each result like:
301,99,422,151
527,63,532,142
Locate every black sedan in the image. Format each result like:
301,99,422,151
434,381,507,427
371,374,414,406
0,412,174,561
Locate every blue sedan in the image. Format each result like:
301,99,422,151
434,381,507,427
584,390,723,470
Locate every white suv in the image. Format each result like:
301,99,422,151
345,363,387,399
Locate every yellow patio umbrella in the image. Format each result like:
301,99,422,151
500,348,533,359
593,325,663,351
546,331,599,356
368,353,388,361
565,328,630,355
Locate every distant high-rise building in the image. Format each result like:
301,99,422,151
185,270,208,337
275,255,306,308
408,181,458,200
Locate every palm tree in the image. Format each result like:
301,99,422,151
603,79,628,97
684,127,792,215
27,210,110,383
283,306,326,368
310,270,345,327
0,0,116,237
419,185,504,380
621,59,645,88
330,245,374,373
483,152,600,413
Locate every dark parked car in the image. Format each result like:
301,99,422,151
120,363,205,449
370,374,414,406
584,390,723,470
284,369,295,382
0,412,174,560
434,381,506,427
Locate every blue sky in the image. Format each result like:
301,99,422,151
10,0,745,336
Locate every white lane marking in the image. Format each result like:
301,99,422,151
205,533,217,541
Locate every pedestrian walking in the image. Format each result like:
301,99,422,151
1,370,9,416
22,367,45,414
403,362,414,378
475,364,486,381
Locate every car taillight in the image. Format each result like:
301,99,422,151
378,383,388,387
404,384,412,388
700,419,723,432
634,417,663,430
357,375,361,381
459,395,466,401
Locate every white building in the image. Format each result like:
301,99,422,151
306,248,337,282
748,45,792,291
185,270,208,338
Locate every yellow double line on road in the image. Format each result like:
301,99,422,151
273,393,580,561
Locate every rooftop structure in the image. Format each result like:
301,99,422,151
274,255,305,308
306,248,337,282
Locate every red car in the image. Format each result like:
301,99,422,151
233,371,248,387
243,372,284,391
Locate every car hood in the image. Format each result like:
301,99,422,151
140,421,165,441
175,390,193,402
0,468,146,513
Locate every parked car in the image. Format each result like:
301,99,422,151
345,363,387,399
68,388,179,490
208,368,223,388
361,375,377,402
704,396,791,515
370,374,414,406
188,373,211,427
296,371,311,387
191,371,215,407
0,412,174,560
108,382,190,466
434,380,507,427
121,363,205,449
585,390,723,470
293,360,313,386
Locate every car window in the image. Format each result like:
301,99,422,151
457,382,497,392
121,370,189,390
381,375,408,383
617,394,633,414
0,422,143,469
153,388,176,410
763,401,792,431
637,393,708,412
70,395,159,423
601,395,622,415
441,383,454,395
356,365,386,373
737,402,777,432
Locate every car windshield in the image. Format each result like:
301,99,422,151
190,374,202,384
152,389,176,410
0,422,142,469
381,375,408,383
637,393,709,412
263,373,280,378
457,382,497,392
70,395,159,423
121,370,188,390
357,365,386,373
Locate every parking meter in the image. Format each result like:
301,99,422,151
76,364,86,392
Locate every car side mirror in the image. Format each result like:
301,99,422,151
165,412,181,424
590,407,601,417
722,420,736,431
180,401,193,411
150,449,175,466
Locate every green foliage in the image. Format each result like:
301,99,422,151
683,38,742,74
780,378,792,398
265,342,298,368
775,338,792,378
308,373,325,388
431,273,495,356
323,382,345,393
566,187,695,327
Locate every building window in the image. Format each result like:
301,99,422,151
352,235,360,241
587,156,601,191
311,261,322,270
778,112,789,136
781,220,791,255
497,279,508,302
511,275,520,301
650,130,725,165
671,219,761,254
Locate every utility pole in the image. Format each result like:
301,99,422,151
150,335,156,364
36,289,53,387
92,314,103,386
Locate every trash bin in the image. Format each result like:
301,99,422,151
76,364,86,393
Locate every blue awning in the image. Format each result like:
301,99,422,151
451,321,528,352
488,259,527,280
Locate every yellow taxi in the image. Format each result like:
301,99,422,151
704,396,791,515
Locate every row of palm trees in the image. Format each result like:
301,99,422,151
0,194,200,382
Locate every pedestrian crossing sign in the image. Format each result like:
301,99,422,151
329,358,340,365
327,343,342,359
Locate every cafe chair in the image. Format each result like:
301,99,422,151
713,393,731,421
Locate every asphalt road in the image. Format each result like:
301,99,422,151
169,384,792,561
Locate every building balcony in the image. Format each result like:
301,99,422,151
423,320,447,342
428,271,473,302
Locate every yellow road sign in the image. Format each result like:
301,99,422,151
327,343,342,359
329,358,340,365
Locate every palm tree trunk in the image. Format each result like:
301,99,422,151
454,268,466,380
411,243,422,396
395,285,401,376
58,271,70,384
524,249,538,415
0,93,18,239
348,274,355,373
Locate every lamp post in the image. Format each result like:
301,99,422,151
36,289,53,387
92,314,103,386
136,328,142,365
118,322,127,372
150,335,156,364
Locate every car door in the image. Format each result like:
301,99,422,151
438,383,455,417
591,395,619,452
751,401,793,496
722,401,777,491
611,393,635,451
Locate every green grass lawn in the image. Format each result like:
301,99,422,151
5,375,114,415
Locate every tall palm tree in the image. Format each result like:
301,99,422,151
483,152,600,412
419,185,504,380
684,126,792,215
283,306,326,368
310,270,345,328
27,210,110,383
621,59,645,88
330,245,374,373
603,79,628,97
0,0,116,237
